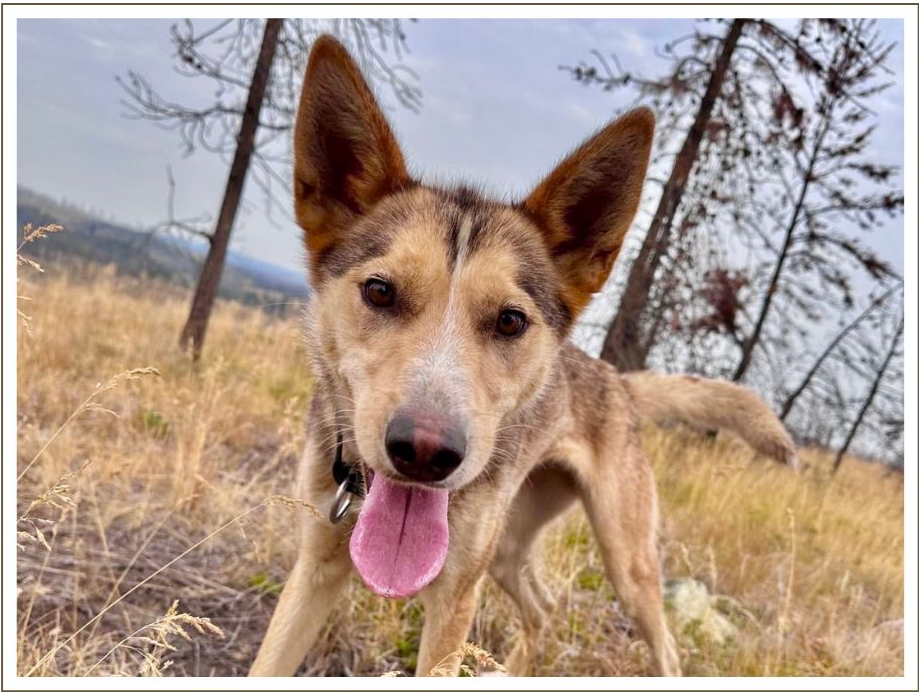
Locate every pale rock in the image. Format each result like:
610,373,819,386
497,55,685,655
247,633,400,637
663,577,739,646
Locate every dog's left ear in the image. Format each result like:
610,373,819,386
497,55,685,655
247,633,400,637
523,108,654,317
293,35,410,269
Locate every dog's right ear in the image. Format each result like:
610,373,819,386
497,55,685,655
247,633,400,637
523,108,654,318
294,35,410,269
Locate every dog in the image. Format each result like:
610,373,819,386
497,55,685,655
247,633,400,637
249,35,798,678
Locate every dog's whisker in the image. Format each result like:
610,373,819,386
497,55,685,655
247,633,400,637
315,426,357,445
314,427,358,451
494,423,543,435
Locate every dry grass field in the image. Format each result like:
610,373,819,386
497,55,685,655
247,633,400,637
16,257,904,677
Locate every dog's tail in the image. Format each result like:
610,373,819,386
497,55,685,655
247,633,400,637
621,371,799,470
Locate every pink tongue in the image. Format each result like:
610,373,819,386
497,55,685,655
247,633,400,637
349,473,449,599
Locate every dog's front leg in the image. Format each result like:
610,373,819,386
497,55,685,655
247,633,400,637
248,532,350,676
249,427,353,677
414,488,506,676
415,572,484,676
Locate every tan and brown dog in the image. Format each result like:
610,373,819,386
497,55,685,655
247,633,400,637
249,36,797,678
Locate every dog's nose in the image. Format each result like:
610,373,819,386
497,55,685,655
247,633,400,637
385,411,466,482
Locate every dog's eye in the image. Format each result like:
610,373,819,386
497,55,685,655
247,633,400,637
496,309,527,338
362,278,396,308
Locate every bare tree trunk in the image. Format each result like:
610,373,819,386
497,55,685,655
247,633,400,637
179,18,282,359
600,19,747,371
780,284,900,420
833,315,903,473
731,111,831,383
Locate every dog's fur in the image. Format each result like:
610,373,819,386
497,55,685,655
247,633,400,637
249,36,798,677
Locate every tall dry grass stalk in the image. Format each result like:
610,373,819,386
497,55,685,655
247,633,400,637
18,368,160,483
427,642,506,677
84,600,225,677
17,223,63,335
16,265,903,677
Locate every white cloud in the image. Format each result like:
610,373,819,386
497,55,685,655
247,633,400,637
84,35,110,51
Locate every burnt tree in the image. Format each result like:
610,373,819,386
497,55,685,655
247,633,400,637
566,19,900,376
779,283,900,421
730,20,902,382
178,19,281,357
119,19,419,358
599,19,746,371
833,314,903,472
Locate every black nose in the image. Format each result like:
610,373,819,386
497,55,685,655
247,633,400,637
384,411,466,483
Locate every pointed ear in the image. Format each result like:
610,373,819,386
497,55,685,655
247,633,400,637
294,35,410,267
523,108,654,317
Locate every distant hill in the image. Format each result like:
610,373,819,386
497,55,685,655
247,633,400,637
16,186,310,314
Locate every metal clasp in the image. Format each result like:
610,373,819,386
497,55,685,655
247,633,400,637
329,478,354,524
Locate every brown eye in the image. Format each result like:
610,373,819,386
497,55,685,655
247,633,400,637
496,309,527,338
362,278,395,308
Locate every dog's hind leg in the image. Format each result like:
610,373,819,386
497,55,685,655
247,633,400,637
579,442,681,676
489,464,578,675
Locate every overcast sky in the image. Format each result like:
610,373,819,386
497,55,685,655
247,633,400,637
17,18,904,281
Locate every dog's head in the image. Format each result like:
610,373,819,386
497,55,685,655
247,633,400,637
297,36,652,495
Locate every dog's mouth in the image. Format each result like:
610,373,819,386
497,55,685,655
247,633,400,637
349,469,450,599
